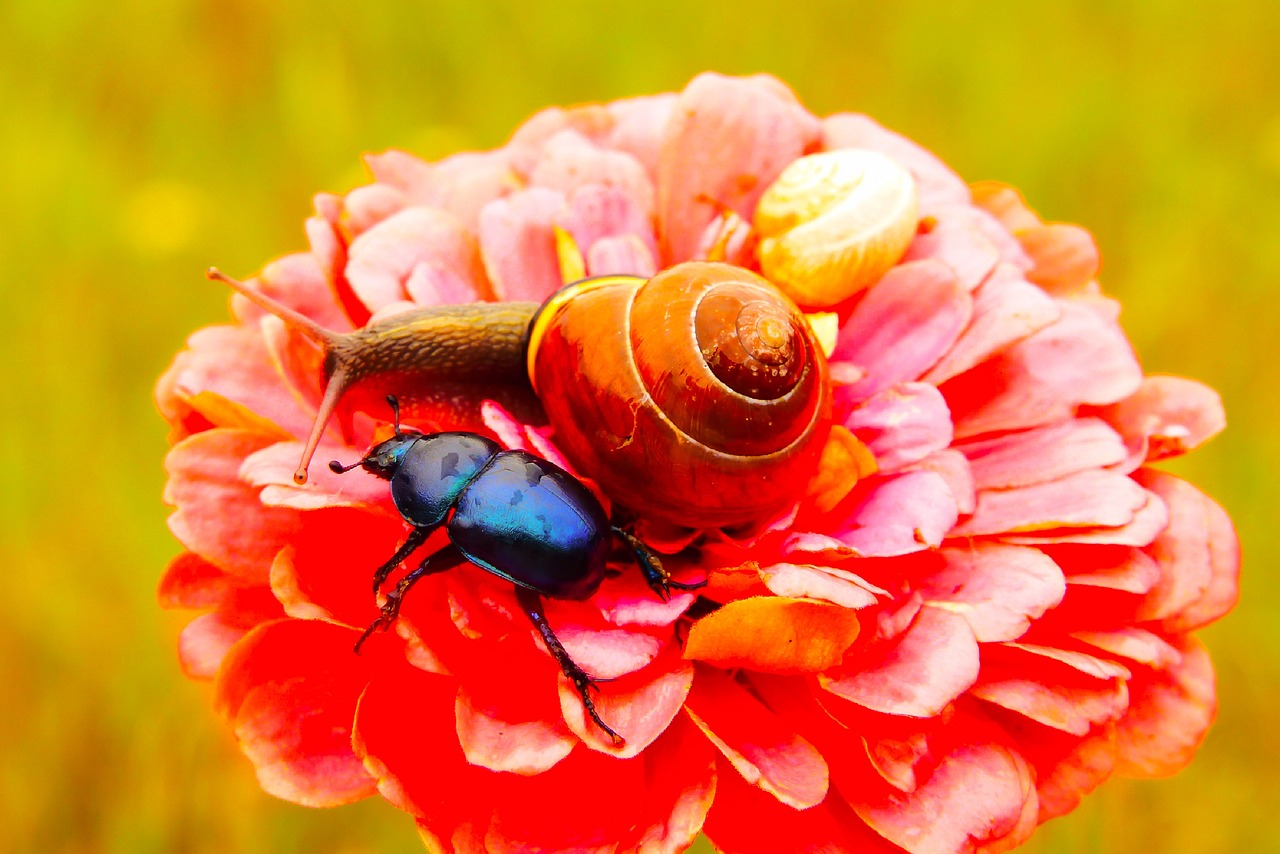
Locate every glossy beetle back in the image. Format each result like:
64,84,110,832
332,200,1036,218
528,261,832,528
390,433,502,527
449,450,611,600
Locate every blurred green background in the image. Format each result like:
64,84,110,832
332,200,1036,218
2,0,1276,851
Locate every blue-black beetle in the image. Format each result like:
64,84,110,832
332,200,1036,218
329,397,703,744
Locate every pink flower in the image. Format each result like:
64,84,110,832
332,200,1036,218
157,72,1238,852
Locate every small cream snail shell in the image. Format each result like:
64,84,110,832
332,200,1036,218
754,149,919,308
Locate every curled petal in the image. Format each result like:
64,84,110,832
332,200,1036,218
657,72,821,263
825,471,960,557
617,714,718,854
1092,375,1227,468
561,644,694,757
959,418,1127,491
685,665,829,809
477,187,567,302
822,606,980,718
1113,638,1217,778
903,213,1001,290
1017,222,1100,295
920,544,1065,642
684,596,862,674
953,468,1149,537
215,620,377,807
346,207,489,311
456,677,575,775
846,382,954,472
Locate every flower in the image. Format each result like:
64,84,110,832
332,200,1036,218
157,72,1238,853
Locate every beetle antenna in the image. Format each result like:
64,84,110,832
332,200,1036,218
328,458,363,474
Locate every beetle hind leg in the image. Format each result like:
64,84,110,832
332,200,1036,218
369,526,434,594
611,526,705,601
514,586,623,746
355,543,466,653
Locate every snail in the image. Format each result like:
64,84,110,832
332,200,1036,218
211,261,832,529
753,148,919,309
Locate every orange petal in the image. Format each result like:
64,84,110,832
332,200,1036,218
804,424,878,513
684,596,860,675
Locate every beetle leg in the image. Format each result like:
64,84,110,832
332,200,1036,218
514,586,623,746
355,544,466,653
611,526,706,601
370,525,434,594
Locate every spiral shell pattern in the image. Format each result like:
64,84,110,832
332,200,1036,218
754,149,919,308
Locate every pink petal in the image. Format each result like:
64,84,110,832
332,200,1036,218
684,665,829,809
604,93,678,177
164,430,303,581
657,72,821,263
214,619,377,807
824,471,960,557
919,544,1065,642
560,182,658,259
903,449,975,516
1113,637,1217,777
587,234,658,277
1051,544,1162,594
822,605,980,717
560,645,693,757
822,113,971,216
1001,488,1169,547
365,148,517,231
346,207,487,312
593,564,702,628
477,187,567,302
846,382,954,472
341,183,406,236
856,740,1037,854
970,646,1129,736
1134,469,1241,631
1071,627,1184,670
1018,222,1100,295
953,469,1149,537
530,130,655,213
946,298,1144,440
833,260,972,406
959,417,1128,491
168,324,315,440
759,562,883,609
254,247,354,332
1091,375,1227,469
178,609,252,679
903,214,1001,290
240,440,396,512
922,264,1061,386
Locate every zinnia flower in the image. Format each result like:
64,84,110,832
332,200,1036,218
157,72,1239,852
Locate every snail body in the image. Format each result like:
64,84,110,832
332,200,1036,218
211,260,832,528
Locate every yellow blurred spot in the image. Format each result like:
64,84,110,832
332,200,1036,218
1260,117,1280,179
553,224,586,284
120,180,202,256
804,311,839,357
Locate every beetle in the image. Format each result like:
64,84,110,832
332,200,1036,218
330,396,703,744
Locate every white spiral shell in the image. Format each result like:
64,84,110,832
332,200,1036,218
754,149,919,308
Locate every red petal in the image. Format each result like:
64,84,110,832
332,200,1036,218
214,619,378,807
455,676,575,774
1113,637,1217,777
657,72,821,263
832,260,972,405
704,756,900,854
617,714,717,854
1134,469,1241,631
954,469,1149,537
164,429,303,581
919,544,1065,642
178,611,249,679
823,606,979,718
477,187,567,302
846,382,954,472
684,665,829,809
158,552,231,609
1019,725,1116,822
959,417,1127,491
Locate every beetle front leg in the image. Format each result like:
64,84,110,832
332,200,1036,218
611,526,705,601
514,586,622,746
370,525,435,594
355,543,465,653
